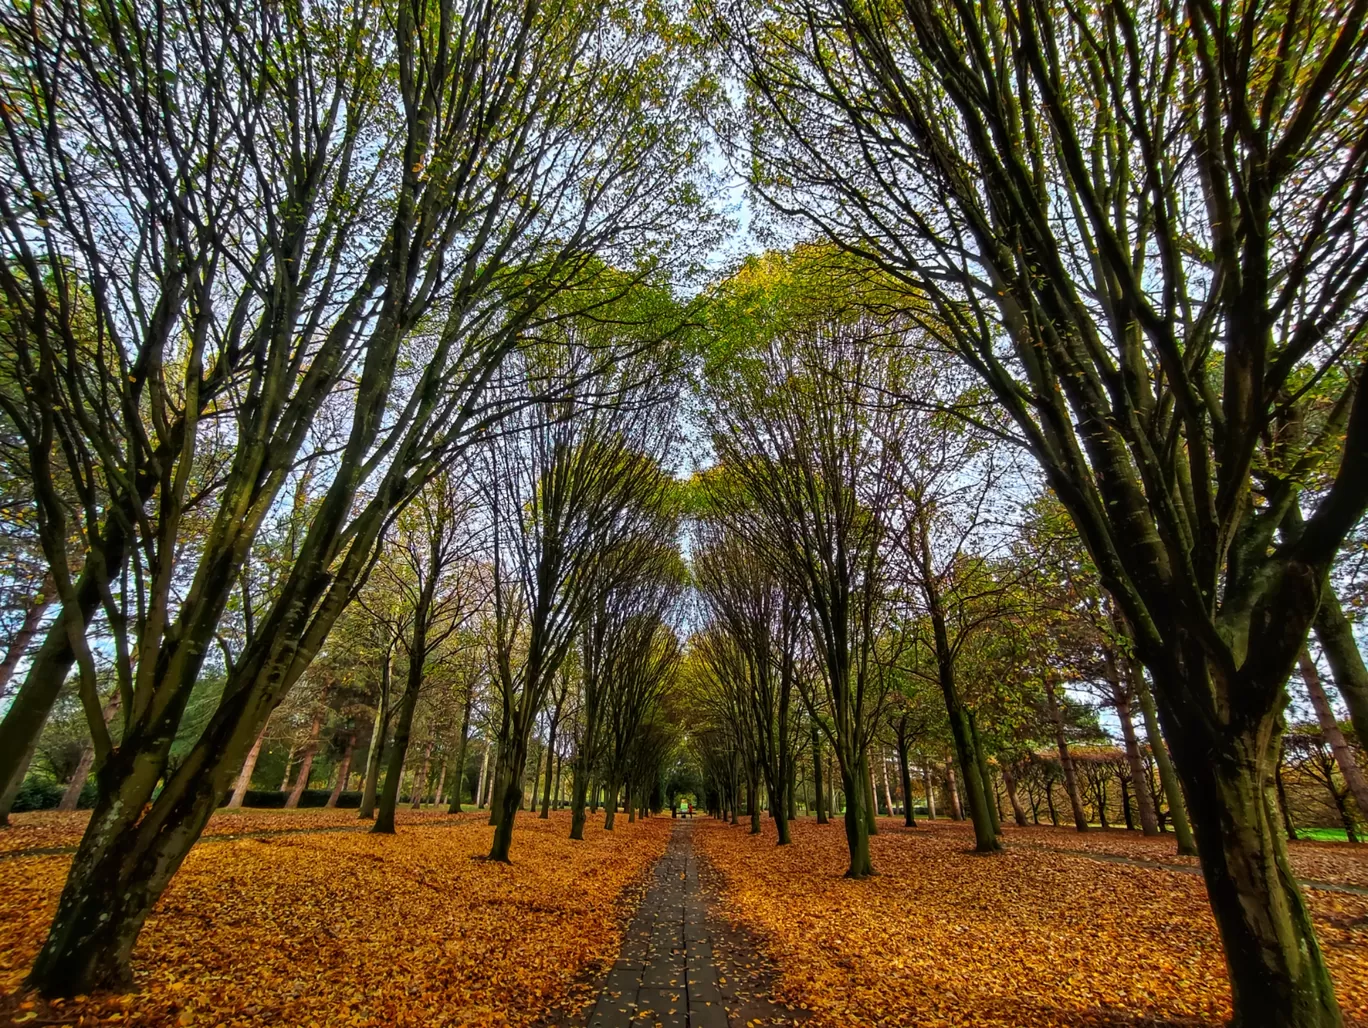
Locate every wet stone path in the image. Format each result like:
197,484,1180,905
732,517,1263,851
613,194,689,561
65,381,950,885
588,821,729,1028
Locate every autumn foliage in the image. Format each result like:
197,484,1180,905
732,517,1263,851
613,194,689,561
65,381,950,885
0,811,669,1027
694,817,1368,1027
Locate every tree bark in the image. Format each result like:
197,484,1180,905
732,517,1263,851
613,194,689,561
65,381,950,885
447,689,474,814
1300,649,1368,818
839,761,873,877
812,722,828,824
285,710,325,809
1001,762,1029,828
946,761,962,820
59,689,121,812
409,738,433,810
1131,662,1196,855
897,736,917,827
0,575,54,697
1116,693,1160,836
923,765,936,819
229,723,269,810
1045,675,1089,832
1313,583,1368,749
327,735,355,808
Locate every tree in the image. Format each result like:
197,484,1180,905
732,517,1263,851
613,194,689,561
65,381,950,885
480,324,680,861
729,0,1368,1019
698,254,912,877
3,0,711,992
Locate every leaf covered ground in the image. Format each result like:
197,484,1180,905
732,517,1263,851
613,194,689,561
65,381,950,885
0,810,670,1027
694,817,1368,1028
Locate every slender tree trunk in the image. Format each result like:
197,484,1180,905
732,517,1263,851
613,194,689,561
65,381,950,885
476,742,490,810
812,723,828,824
1001,763,1029,828
433,754,447,808
1129,657,1196,855
862,751,878,836
447,690,474,814
1116,693,1160,835
229,723,269,809
374,670,422,834
540,713,560,818
1300,648,1368,817
880,748,896,820
923,765,936,819
0,576,53,696
1313,585,1368,749
1045,676,1089,832
285,710,325,810
969,711,1001,837
359,658,392,821
0,559,121,826
748,768,761,834
409,739,433,810
946,761,963,820
327,735,355,808
59,689,121,812
897,738,917,827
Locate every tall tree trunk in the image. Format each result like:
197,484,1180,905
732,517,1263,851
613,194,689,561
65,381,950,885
1300,649,1368,817
0,575,54,696
229,723,269,810
923,765,936,819
540,709,561,818
1001,762,1029,828
946,761,963,820
0,551,126,826
1115,692,1160,835
862,751,878,836
433,754,447,808
880,748,896,820
327,734,355,808
1045,676,1090,832
476,742,490,810
1129,655,1196,855
447,689,474,814
812,722,828,824
1162,691,1340,1028
839,760,873,878
59,689,121,812
285,709,325,810
374,663,423,834
1313,585,1368,749
488,734,528,861
570,757,591,840
359,658,392,821
409,738,433,810
748,768,761,835
969,711,1001,837
897,736,917,827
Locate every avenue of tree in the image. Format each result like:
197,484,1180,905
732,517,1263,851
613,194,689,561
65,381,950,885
0,1,1365,1027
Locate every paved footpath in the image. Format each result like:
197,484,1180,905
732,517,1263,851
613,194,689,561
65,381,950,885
588,820,730,1028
